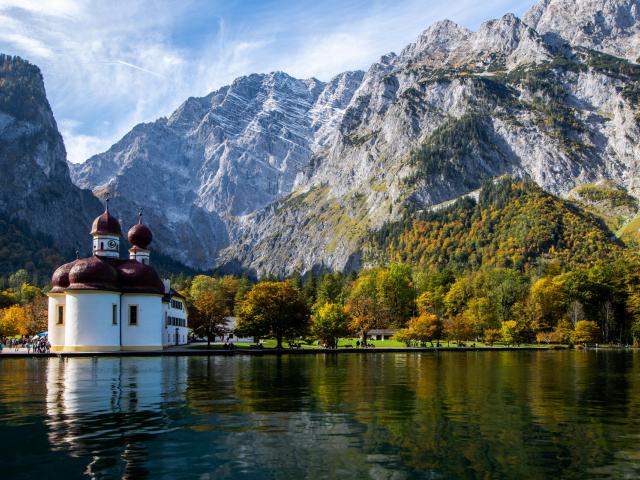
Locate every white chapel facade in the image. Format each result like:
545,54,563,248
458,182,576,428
47,203,189,352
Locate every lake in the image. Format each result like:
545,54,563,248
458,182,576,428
0,351,639,479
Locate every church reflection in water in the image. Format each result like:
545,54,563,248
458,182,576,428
45,357,189,479
39,352,640,479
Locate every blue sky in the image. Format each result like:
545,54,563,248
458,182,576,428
0,0,536,163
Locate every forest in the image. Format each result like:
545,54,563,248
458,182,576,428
2,178,640,347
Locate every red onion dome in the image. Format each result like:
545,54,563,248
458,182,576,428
67,256,119,291
91,210,121,236
50,260,79,293
128,223,152,249
117,261,164,295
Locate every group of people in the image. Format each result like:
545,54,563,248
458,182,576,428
0,336,51,354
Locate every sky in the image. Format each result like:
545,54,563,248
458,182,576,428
0,0,536,163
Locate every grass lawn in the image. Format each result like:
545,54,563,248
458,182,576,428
187,338,564,350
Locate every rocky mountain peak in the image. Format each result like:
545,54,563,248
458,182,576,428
63,0,640,276
524,0,640,60
399,19,471,65
0,55,101,254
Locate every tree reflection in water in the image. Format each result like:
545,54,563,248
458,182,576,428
0,351,638,479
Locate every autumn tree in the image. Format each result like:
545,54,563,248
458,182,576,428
346,295,382,343
236,281,309,348
400,313,443,346
572,320,601,345
1,304,26,337
345,272,386,342
22,296,47,336
463,297,496,339
551,320,574,345
310,303,350,348
0,305,22,336
444,315,473,345
484,328,501,346
500,316,535,346
529,277,565,331
192,289,229,347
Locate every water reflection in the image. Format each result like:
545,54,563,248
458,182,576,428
0,352,639,479
45,357,188,478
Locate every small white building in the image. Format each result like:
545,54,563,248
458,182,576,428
47,203,189,352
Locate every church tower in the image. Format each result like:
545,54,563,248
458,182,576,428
90,199,121,258
128,210,153,265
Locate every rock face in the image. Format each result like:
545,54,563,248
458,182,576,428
71,0,640,276
71,72,364,267
0,55,102,256
524,0,640,61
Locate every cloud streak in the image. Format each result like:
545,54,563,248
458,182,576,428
0,0,536,163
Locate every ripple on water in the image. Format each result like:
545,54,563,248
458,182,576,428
0,351,639,479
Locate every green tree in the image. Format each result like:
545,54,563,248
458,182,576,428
376,264,415,327
310,303,350,348
463,297,496,339
236,281,309,349
315,273,346,306
500,320,519,346
8,269,29,289
443,277,472,317
486,269,529,323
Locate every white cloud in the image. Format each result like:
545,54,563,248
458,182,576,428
1,32,53,58
0,0,83,18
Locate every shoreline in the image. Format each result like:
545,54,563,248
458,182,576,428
4,345,631,359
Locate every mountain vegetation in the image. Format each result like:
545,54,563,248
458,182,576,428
369,178,621,272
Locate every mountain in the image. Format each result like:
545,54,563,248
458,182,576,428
70,71,364,268
367,177,623,272
0,55,102,262
524,0,640,61
70,0,640,277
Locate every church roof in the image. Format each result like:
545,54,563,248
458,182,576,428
57,256,165,294
90,205,121,236
128,223,152,249
51,204,165,295
67,256,119,291
117,260,164,295
50,259,80,293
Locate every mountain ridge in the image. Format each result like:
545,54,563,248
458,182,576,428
0,54,102,259
57,0,640,276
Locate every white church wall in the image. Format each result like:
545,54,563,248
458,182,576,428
121,294,163,350
47,295,65,351
64,291,121,351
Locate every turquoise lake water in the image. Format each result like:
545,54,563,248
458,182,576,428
0,351,639,479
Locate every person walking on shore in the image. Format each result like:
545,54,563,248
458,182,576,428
26,341,31,354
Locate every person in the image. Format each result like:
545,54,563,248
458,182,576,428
356,340,360,348
0,341,4,353
26,341,31,354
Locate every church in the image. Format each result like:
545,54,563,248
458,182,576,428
47,202,189,352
